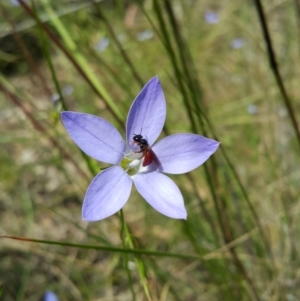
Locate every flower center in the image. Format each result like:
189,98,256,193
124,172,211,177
120,152,143,176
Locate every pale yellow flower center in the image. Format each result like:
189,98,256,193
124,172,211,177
120,153,142,176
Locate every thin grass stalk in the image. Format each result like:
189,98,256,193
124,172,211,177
31,0,101,175
42,0,123,117
186,173,220,243
154,0,219,241
92,1,145,88
161,1,271,262
88,3,173,137
181,220,238,299
280,191,297,261
1,235,204,260
149,3,220,242
293,0,300,56
21,0,122,174
87,48,136,100
145,262,182,301
149,0,209,151
151,0,227,248
0,0,105,36
185,97,273,261
149,2,207,138
163,0,205,112
0,81,89,181
162,3,265,297
216,141,273,260
125,222,188,301
162,0,211,145
136,1,165,44
30,1,66,110
0,5,52,98
150,0,228,260
18,0,124,127
46,207,111,245
204,158,261,300
252,0,300,149
120,210,136,301
121,215,152,301
151,0,197,132
161,0,227,247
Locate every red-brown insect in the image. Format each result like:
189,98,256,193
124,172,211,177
132,134,158,167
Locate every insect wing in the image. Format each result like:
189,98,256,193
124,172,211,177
142,150,153,166
142,147,160,167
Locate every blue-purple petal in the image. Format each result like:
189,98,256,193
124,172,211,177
133,171,187,219
43,291,59,301
61,112,125,164
153,134,220,174
126,76,166,147
82,166,132,221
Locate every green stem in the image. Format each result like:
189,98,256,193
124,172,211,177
120,210,152,301
120,210,136,301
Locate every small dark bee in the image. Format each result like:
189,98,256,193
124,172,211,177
132,134,158,167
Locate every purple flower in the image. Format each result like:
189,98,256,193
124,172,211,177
137,29,154,41
247,104,258,115
61,76,219,221
10,0,21,6
94,37,109,52
43,291,59,301
204,11,219,24
231,38,244,49
10,0,29,6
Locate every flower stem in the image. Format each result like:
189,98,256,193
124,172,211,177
119,209,152,301
119,209,136,301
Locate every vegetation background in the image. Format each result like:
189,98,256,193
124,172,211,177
0,0,300,300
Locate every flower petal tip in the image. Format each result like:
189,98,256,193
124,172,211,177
177,209,187,220
158,209,187,220
126,76,166,146
81,214,93,222
215,141,221,148
81,204,111,222
82,212,101,222
167,210,187,220
82,206,98,222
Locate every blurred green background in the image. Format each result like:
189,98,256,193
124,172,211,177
1,0,300,300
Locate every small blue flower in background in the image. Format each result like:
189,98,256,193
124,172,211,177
247,104,258,115
10,0,21,6
62,85,74,97
61,76,219,221
137,30,154,41
231,38,244,49
50,85,74,104
43,291,59,301
95,37,110,52
204,11,219,24
10,0,27,6
10,0,19,5
50,93,60,104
